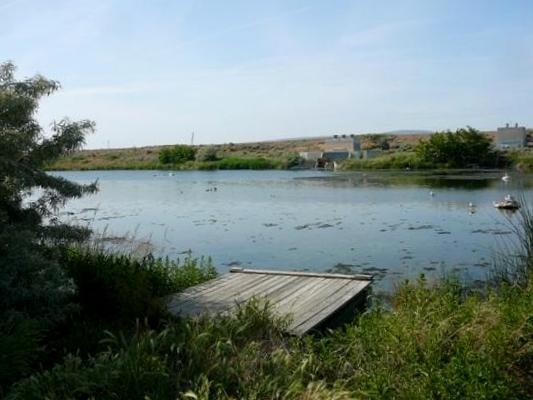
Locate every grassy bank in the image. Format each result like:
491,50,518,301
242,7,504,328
48,154,295,171
46,138,323,171
6,271,532,399
508,150,533,172
339,151,432,170
50,147,533,173
340,150,533,172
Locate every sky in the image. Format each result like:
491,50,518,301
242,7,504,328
1,0,533,148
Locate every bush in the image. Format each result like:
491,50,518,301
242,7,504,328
159,145,197,164
280,152,301,169
0,319,42,395
195,146,218,162
415,127,499,168
217,157,277,170
62,248,216,324
340,152,431,170
507,150,533,172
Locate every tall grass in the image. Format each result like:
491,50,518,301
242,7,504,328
8,276,532,399
491,193,533,287
62,247,216,324
340,152,435,170
506,150,533,172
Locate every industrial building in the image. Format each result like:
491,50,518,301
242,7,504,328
322,135,361,161
495,123,527,149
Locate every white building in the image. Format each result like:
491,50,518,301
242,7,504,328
495,123,527,149
298,151,323,161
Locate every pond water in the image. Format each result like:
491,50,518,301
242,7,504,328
52,169,533,292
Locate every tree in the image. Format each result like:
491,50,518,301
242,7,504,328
0,61,97,327
415,127,497,168
159,145,197,164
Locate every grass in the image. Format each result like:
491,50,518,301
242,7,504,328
339,151,436,170
47,135,533,172
62,247,216,324
49,155,293,171
6,276,532,399
46,139,323,171
506,150,533,172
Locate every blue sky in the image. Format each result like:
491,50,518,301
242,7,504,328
2,0,533,148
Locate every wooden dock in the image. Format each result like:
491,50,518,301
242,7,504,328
168,268,373,336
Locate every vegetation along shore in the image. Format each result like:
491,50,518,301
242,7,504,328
47,128,533,172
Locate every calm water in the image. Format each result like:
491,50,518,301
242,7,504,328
52,170,533,291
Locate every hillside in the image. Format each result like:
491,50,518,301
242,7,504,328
47,133,428,170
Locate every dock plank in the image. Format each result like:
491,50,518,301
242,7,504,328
176,274,272,316
287,279,352,329
167,268,372,335
292,281,371,335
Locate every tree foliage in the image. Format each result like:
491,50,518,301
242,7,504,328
415,127,498,168
0,61,97,327
158,145,196,164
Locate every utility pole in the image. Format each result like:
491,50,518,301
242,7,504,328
190,131,195,146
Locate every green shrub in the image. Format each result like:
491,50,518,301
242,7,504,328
195,146,219,162
280,152,301,169
217,157,278,170
159,145,197,164
415,127,499,168
62,248,216,324
506,150,533,172
340,152,432,170
0,319,42,395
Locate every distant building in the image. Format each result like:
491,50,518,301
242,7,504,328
324,135,361,154
321,151,352,161
299,151,323,161
320,135,361,163
495,123,527,149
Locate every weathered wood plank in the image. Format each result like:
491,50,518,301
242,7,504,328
168,273,248,312
270,277,329,317
168,268,373,335
292,281,371,335
175,274,273,316
231,267,372,281
286,279,352,329
206,275,284,314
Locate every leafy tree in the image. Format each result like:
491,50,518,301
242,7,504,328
415,127,498,168
0,61,97,327
159,145,196,164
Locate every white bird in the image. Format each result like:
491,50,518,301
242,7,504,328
168,172,175,177
502,173,510,182
468,202,475,208
429,191,434,197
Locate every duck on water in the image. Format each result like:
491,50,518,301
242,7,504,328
493,194,520,210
